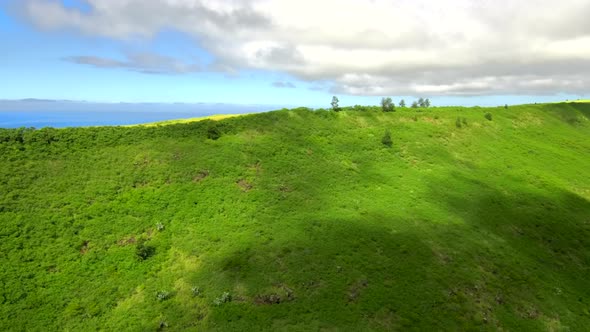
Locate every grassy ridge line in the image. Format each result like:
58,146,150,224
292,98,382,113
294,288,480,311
127,113,247,127
132,100,589,128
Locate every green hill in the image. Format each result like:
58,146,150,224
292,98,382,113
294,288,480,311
1,103,589,331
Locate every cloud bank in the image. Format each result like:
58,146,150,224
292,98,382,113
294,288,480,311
15,0,590,96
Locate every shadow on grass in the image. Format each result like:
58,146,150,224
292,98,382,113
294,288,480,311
165,173,590,331
423,172,590,330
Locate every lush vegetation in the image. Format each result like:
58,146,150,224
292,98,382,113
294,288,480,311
1,102,589,331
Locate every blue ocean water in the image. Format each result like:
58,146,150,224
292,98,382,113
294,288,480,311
0,101,285,128
0,110,219,128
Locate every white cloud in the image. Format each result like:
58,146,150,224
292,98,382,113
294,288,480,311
16,0,590,96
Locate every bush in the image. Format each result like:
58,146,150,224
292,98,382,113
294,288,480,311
381,130,393,147
462,117,468,125
156,291,172,301
136,239,155,261
213,292,232,306
455,117,462,128
191,286,202,297
485,113,493,121
207,125,221,140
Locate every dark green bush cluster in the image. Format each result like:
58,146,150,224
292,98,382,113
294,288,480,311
136,239,155,261
207,124,222,140
485,113,493,121
382,130,393,147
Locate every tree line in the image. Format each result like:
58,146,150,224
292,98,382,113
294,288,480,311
331,96,431,112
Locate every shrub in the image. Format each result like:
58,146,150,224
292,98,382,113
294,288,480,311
213,292,232,306
191,286,202,297
136,239,155,261
485,112,493,121
504,104,508,109
156,291,172,301
381,130,393,147
462,117,468,125
455,117,462,128
158,321,168,331
207,125,221,140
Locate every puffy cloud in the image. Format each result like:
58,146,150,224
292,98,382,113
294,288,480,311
16,0,590,96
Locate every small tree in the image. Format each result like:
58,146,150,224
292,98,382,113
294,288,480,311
411,101,419,108
381,97,395,112
381,130,393,147
331,96,340,112
418,97,425,107
424,98,431,108
504,104,508,109
399,99,406,108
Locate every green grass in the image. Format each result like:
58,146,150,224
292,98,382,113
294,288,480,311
129,113,246,127
1,103,589,331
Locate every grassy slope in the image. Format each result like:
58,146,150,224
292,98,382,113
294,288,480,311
129,114,246,127
0,103,589,331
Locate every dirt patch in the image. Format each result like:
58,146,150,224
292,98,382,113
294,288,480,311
46,266,59,273
236,179,253,192
254,294,282,305
193,170,210,182
117,236,137,246
79,240,90,255
254,284,295,305
422,117,442,125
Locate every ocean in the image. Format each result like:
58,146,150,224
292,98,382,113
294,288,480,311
0,110,220,128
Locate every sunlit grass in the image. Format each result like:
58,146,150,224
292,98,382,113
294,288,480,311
129,113,246,127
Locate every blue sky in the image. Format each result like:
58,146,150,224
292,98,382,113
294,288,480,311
1,0,589,109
